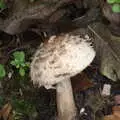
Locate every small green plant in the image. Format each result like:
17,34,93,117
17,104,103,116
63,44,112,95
0,64,6,78
12,98,37,120
0,0,6,9
112,3,120,12
10,51,30,77
107,0,120,13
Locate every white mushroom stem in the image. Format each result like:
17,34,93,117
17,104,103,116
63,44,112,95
56,78,76,120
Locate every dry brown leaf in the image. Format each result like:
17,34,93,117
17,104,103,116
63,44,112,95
104,106,120,120
7,113,13,120
0,103,12,120
112,106,120,118
104,115,120,120
0,110,2,118
71,72,93,92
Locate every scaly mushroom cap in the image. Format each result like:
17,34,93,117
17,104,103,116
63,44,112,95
30,34,95,88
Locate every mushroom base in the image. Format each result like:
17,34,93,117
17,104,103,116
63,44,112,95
56,79,77,120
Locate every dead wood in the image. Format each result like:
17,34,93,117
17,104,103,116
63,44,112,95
0,0,72,35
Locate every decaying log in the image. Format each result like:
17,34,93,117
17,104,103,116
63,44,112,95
0,0,72,35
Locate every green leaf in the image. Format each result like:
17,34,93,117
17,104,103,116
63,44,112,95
21,63,26,67
107,0,116,4
25,62,30,67
19,68,25,76
0,64,6,78
0,0,6,9
10,60,17,66
10,60,20,68
112,4,120,13
16,64,20,68
115,0,120,3
13,51,25,62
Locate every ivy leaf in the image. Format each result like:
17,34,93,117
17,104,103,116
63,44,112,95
20,63,26,67
10,60,20,68
10,60,17,66
13,51,25,62
19,68,25,77
0,64,6,78
112,4,120,13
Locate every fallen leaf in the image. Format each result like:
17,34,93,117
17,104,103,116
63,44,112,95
104,106,120,120
71,72,94,92
112,106,120,118
0,103,12,120
104,115,120,120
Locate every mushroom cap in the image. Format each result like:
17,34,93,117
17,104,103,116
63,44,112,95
30,34,95,88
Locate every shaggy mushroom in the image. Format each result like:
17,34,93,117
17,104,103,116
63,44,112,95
30,34,95,120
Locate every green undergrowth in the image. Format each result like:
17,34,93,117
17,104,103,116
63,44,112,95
0,50,39,120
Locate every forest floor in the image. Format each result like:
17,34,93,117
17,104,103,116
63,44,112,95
0,1,120,120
